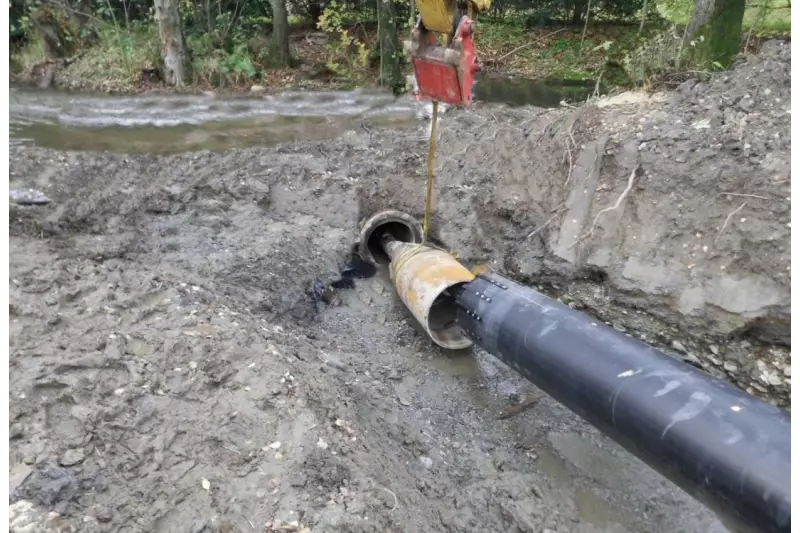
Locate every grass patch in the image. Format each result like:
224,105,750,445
12,22,162,92
12,38,45,69
78,24,162,82
477,20,649,86
658,0,791,36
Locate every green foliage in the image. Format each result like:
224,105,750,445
218,43,257,78
317,1,370,77
9,0,789,93
479,17,527,47
618,24,727,84
659,0,790,36
489,0,645,23
187,32,262,85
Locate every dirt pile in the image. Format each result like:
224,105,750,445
9,42,788,533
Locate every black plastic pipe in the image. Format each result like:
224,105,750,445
454,273,791,533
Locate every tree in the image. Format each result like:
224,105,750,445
153,0,189,85
570,0,589,24
686,0,747,68
377,0,402,90
272,0,291,66
30,7,74,60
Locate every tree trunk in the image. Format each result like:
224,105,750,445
308,1,328,24
687,0,747,68
638,0,649,34
31,8,73,60
571,0,585,24
272,0,291,66
377,0,402,90
153,0,188,86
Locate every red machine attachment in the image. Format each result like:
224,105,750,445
407,16,479,107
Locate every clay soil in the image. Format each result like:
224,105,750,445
9,42,790,532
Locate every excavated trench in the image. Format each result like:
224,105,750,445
9,42,790,533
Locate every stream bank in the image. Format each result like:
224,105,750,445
9,40,790,533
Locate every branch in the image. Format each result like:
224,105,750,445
563,111,579,186
718,202,747,235
374,486,398,511
718,192,768,200
570,164,638,248
491,28,567,63
526,206,567,240
580,0,592,54
586,164,637,236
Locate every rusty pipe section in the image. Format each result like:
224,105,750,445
382,235,475,350
358,210,474,350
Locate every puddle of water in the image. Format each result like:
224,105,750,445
474,75,598,108
427,350,481,378
536,445,576,486
574,486,626,530
427,349,526,398
536,445,632,530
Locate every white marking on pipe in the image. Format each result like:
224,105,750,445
731,405,742,412
661,392,711,439
617,369,641,378
538,321,558,338
654,380,682,397
723,426,744,445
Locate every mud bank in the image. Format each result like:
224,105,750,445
9,42,789,532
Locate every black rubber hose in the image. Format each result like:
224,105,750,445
454,273,791,533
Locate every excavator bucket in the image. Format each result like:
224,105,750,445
408,16,479,107
407,0,490,107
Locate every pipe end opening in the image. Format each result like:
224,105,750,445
359,210,423,265
426,285,472,350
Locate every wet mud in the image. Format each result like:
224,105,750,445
9,42,790,532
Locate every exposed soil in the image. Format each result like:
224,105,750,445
9,41,789,533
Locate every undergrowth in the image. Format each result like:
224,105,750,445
9,0,791,94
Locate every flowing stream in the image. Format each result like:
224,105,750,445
9,77,596,154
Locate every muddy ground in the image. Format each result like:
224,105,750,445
9,41,790,532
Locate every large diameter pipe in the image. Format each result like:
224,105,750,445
384,238,476,350
454,273,791,533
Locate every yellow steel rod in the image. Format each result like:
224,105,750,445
422,100,439,242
